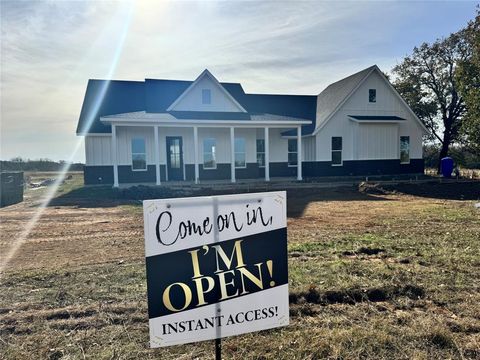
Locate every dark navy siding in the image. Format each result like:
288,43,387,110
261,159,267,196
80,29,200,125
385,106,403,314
303,159,424,177
84,165,166,185
84,159,423,185
84,166,114,184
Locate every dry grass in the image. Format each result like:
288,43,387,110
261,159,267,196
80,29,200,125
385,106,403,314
0,174,479,359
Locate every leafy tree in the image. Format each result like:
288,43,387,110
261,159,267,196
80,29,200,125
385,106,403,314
457,9,480,154
392,30,470,171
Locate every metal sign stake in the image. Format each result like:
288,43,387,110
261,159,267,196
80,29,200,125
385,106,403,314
215,338,221,360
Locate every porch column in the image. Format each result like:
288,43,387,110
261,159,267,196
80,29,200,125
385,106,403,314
264,127,270,181
112,124,119,187
297,126,302,181
154,125,161,185
230,127,236,183
193,126,199,184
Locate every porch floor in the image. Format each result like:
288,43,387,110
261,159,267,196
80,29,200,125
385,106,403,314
116,173,431,190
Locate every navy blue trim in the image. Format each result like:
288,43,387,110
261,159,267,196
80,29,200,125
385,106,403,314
349,115,405,121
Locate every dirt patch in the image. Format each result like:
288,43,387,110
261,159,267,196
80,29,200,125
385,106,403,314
359,180,480,200
290,284,425,306
342,247,386,256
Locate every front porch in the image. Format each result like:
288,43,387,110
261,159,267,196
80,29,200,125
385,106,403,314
101,112,311,187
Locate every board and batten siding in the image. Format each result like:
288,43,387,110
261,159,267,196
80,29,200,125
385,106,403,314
85,135,112,166
356,123,399,160
302,136,316,161
85,126,296,168
170,75,242,112
315,70,424,162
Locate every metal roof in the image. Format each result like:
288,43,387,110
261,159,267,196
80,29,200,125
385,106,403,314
314,65,376,132
77,77,316,135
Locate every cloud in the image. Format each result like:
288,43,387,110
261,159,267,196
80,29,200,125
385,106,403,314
0,0,476,161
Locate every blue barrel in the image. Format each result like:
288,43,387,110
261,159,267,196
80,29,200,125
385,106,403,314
441,157,454,178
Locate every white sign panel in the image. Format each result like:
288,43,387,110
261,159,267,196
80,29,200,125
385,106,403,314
143,191,289,348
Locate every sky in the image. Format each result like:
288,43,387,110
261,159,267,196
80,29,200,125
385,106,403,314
0,0,477,163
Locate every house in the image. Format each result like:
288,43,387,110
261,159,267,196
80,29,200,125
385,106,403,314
76,65,427,187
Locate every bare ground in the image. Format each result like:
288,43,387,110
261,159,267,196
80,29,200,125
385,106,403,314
0,175,479,359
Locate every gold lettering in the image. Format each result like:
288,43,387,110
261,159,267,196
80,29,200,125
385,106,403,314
218,270,239,300
162,282,192,312
238,263,264,295
212,240,245,273
193,276,215,306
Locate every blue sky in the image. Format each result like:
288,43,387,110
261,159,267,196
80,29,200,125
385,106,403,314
0,0,477,162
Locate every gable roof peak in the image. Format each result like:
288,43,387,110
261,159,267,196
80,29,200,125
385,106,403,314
166,68,248,112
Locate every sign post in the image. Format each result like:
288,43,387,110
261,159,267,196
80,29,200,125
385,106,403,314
143,191,289,351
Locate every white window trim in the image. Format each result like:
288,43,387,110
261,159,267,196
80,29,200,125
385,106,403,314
369,88,377,103
331,137,343,167
257,139,265,168
287,138,298,167
400,136,411,164
131,137,147,172
203,138,217,170
235,137,247,169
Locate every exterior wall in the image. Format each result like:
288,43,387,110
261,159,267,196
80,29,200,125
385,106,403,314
170,75,242,112
315,70,424,164
302,136,316,161
85,135,112,165
356,123,399,160
303,159,424,177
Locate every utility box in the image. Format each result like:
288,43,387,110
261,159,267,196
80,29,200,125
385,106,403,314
0,171,24,207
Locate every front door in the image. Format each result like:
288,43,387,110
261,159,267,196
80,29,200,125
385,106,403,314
166,136,184,181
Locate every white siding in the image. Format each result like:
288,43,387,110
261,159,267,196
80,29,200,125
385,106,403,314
116,127,155,165
85,135,112,165
170,76,243,112
356,124,399,160
315,70,424,161
302,136,316,161
269,129,288,162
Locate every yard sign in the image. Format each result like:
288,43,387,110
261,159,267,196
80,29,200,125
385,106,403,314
143,191,289,348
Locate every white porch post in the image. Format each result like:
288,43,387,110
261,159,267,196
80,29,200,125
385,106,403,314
230,127,236,183
297,126,302,181
193,126,199,184
264,127,270,181
112,124,119,187
154,125,161,185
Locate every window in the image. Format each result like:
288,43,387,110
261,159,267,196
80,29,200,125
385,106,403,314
288,139,297,166
400,136,410,164
202,89,211,104
256,139,265,167
169,138,181,169
131,138,147,171
369,89,376,103
203,138,216,169
331,137,342,166
235,138,246,168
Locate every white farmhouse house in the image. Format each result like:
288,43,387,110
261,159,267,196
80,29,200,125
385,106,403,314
76,65,427,186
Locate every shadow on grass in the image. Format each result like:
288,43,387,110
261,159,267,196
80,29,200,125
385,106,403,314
49,184,390,214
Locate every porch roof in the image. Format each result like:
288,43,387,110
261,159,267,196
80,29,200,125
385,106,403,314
100,111,311,127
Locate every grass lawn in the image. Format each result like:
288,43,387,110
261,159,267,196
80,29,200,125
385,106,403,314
0,173,479,359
